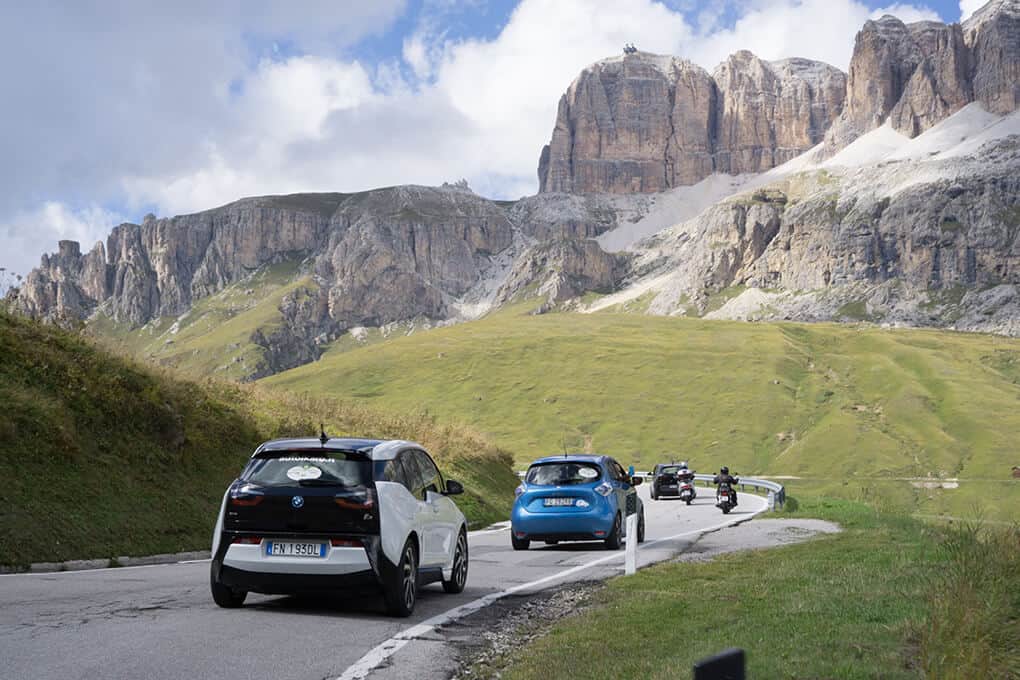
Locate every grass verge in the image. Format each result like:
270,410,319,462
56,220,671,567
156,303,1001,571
499,498,1019,679
264,308,1020,522
0,312,517,566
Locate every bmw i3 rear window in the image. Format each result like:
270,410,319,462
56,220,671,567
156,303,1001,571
243,452,371,487
525,462,602,486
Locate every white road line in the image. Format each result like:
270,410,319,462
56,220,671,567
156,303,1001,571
335,497,767,680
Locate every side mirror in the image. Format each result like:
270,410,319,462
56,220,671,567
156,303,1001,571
444,479,464,496
630,476,643,486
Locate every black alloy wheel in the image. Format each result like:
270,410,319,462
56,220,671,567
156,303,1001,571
384,539,418,617
442,529,469,594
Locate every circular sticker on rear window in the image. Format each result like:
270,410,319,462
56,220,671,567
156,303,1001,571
286,464,323,481
578,467,598,478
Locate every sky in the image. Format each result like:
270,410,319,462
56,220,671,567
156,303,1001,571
0,0,987,283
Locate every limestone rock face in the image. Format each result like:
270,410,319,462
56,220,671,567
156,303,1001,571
714,53,846,174
321,185,513,328
495,238,624,306
826,1,1019,150
11,186,514,334
629,134,1020,331
539,51,845,194
965,0,1020,115
889,22,973,136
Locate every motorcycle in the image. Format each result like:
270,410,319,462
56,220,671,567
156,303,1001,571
716,482,738,514
678,477,697,505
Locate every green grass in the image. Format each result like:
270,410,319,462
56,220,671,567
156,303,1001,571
90,260,310,381
498,498,1019,679
0,312,517,565
264,309,1020,522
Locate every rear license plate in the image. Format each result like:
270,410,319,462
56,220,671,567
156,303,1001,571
265,541,327,558
544,498,575,507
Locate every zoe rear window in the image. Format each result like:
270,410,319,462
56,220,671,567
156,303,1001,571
243,452,371,487
526,462,602,486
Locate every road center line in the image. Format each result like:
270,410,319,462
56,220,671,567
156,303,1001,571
335,496,767,680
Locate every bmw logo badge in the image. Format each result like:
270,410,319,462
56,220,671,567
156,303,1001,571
291,496,304,509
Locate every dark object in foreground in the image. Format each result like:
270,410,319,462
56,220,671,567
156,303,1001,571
693,647,745,680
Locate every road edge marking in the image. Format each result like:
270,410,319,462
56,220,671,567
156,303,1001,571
335,496,768,680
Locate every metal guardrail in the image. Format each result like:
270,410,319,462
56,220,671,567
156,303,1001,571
515,470,786,510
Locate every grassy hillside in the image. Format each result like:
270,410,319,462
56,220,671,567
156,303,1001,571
265,308,1020,521
89,259,310,381
0,312,517,566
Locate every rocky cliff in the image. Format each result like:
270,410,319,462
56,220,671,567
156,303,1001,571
8,185,630,377
8,0,1020,378
825,0,1020,149
538,51,846,194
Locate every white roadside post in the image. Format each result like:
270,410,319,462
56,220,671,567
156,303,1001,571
625,513,638,575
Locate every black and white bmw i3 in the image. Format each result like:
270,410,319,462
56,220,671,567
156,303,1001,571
210,436,469,616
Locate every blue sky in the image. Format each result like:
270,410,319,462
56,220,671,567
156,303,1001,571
0,0,988,282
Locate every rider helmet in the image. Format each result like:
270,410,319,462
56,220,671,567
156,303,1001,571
679,461,688,469
720,466,729,475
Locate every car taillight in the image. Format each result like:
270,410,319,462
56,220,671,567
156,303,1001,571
514,484,525,497
594,482,613,497
330,538,363,547
230,495,264,507
334,488,375,510
231,536,262,545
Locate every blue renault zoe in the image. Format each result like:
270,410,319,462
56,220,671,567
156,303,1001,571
510,455,645,550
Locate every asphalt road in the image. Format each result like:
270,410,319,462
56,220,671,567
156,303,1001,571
0,486,766,680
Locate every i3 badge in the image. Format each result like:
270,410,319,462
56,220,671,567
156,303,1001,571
291,496,304,509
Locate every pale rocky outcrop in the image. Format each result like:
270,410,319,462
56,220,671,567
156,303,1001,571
714,53,846,174
495,238,625,306
538,51,846,194
965,0,1020,115
826,1,1020,150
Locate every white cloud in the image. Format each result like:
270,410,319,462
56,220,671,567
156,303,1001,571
0,203,123,282
872,3,942,22
1,0,952,280
959,0,987,20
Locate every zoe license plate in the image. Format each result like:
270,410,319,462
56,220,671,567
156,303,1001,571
265,541,326,558
544,498,574,506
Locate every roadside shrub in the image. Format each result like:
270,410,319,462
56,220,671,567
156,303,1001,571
919,521,1020,679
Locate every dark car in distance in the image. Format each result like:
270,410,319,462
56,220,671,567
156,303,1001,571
650,463,688,500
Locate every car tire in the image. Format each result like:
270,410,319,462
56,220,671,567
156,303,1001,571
604,514,622,550
384,538,419,617
650,489,657,500
511,534,530,551
442,529,469,594
210,565,247,608
637,510,646,543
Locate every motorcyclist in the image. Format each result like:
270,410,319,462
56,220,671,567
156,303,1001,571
713,466,739,506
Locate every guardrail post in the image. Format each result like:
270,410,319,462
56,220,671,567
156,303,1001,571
767,490,775,511
625,513,637,575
